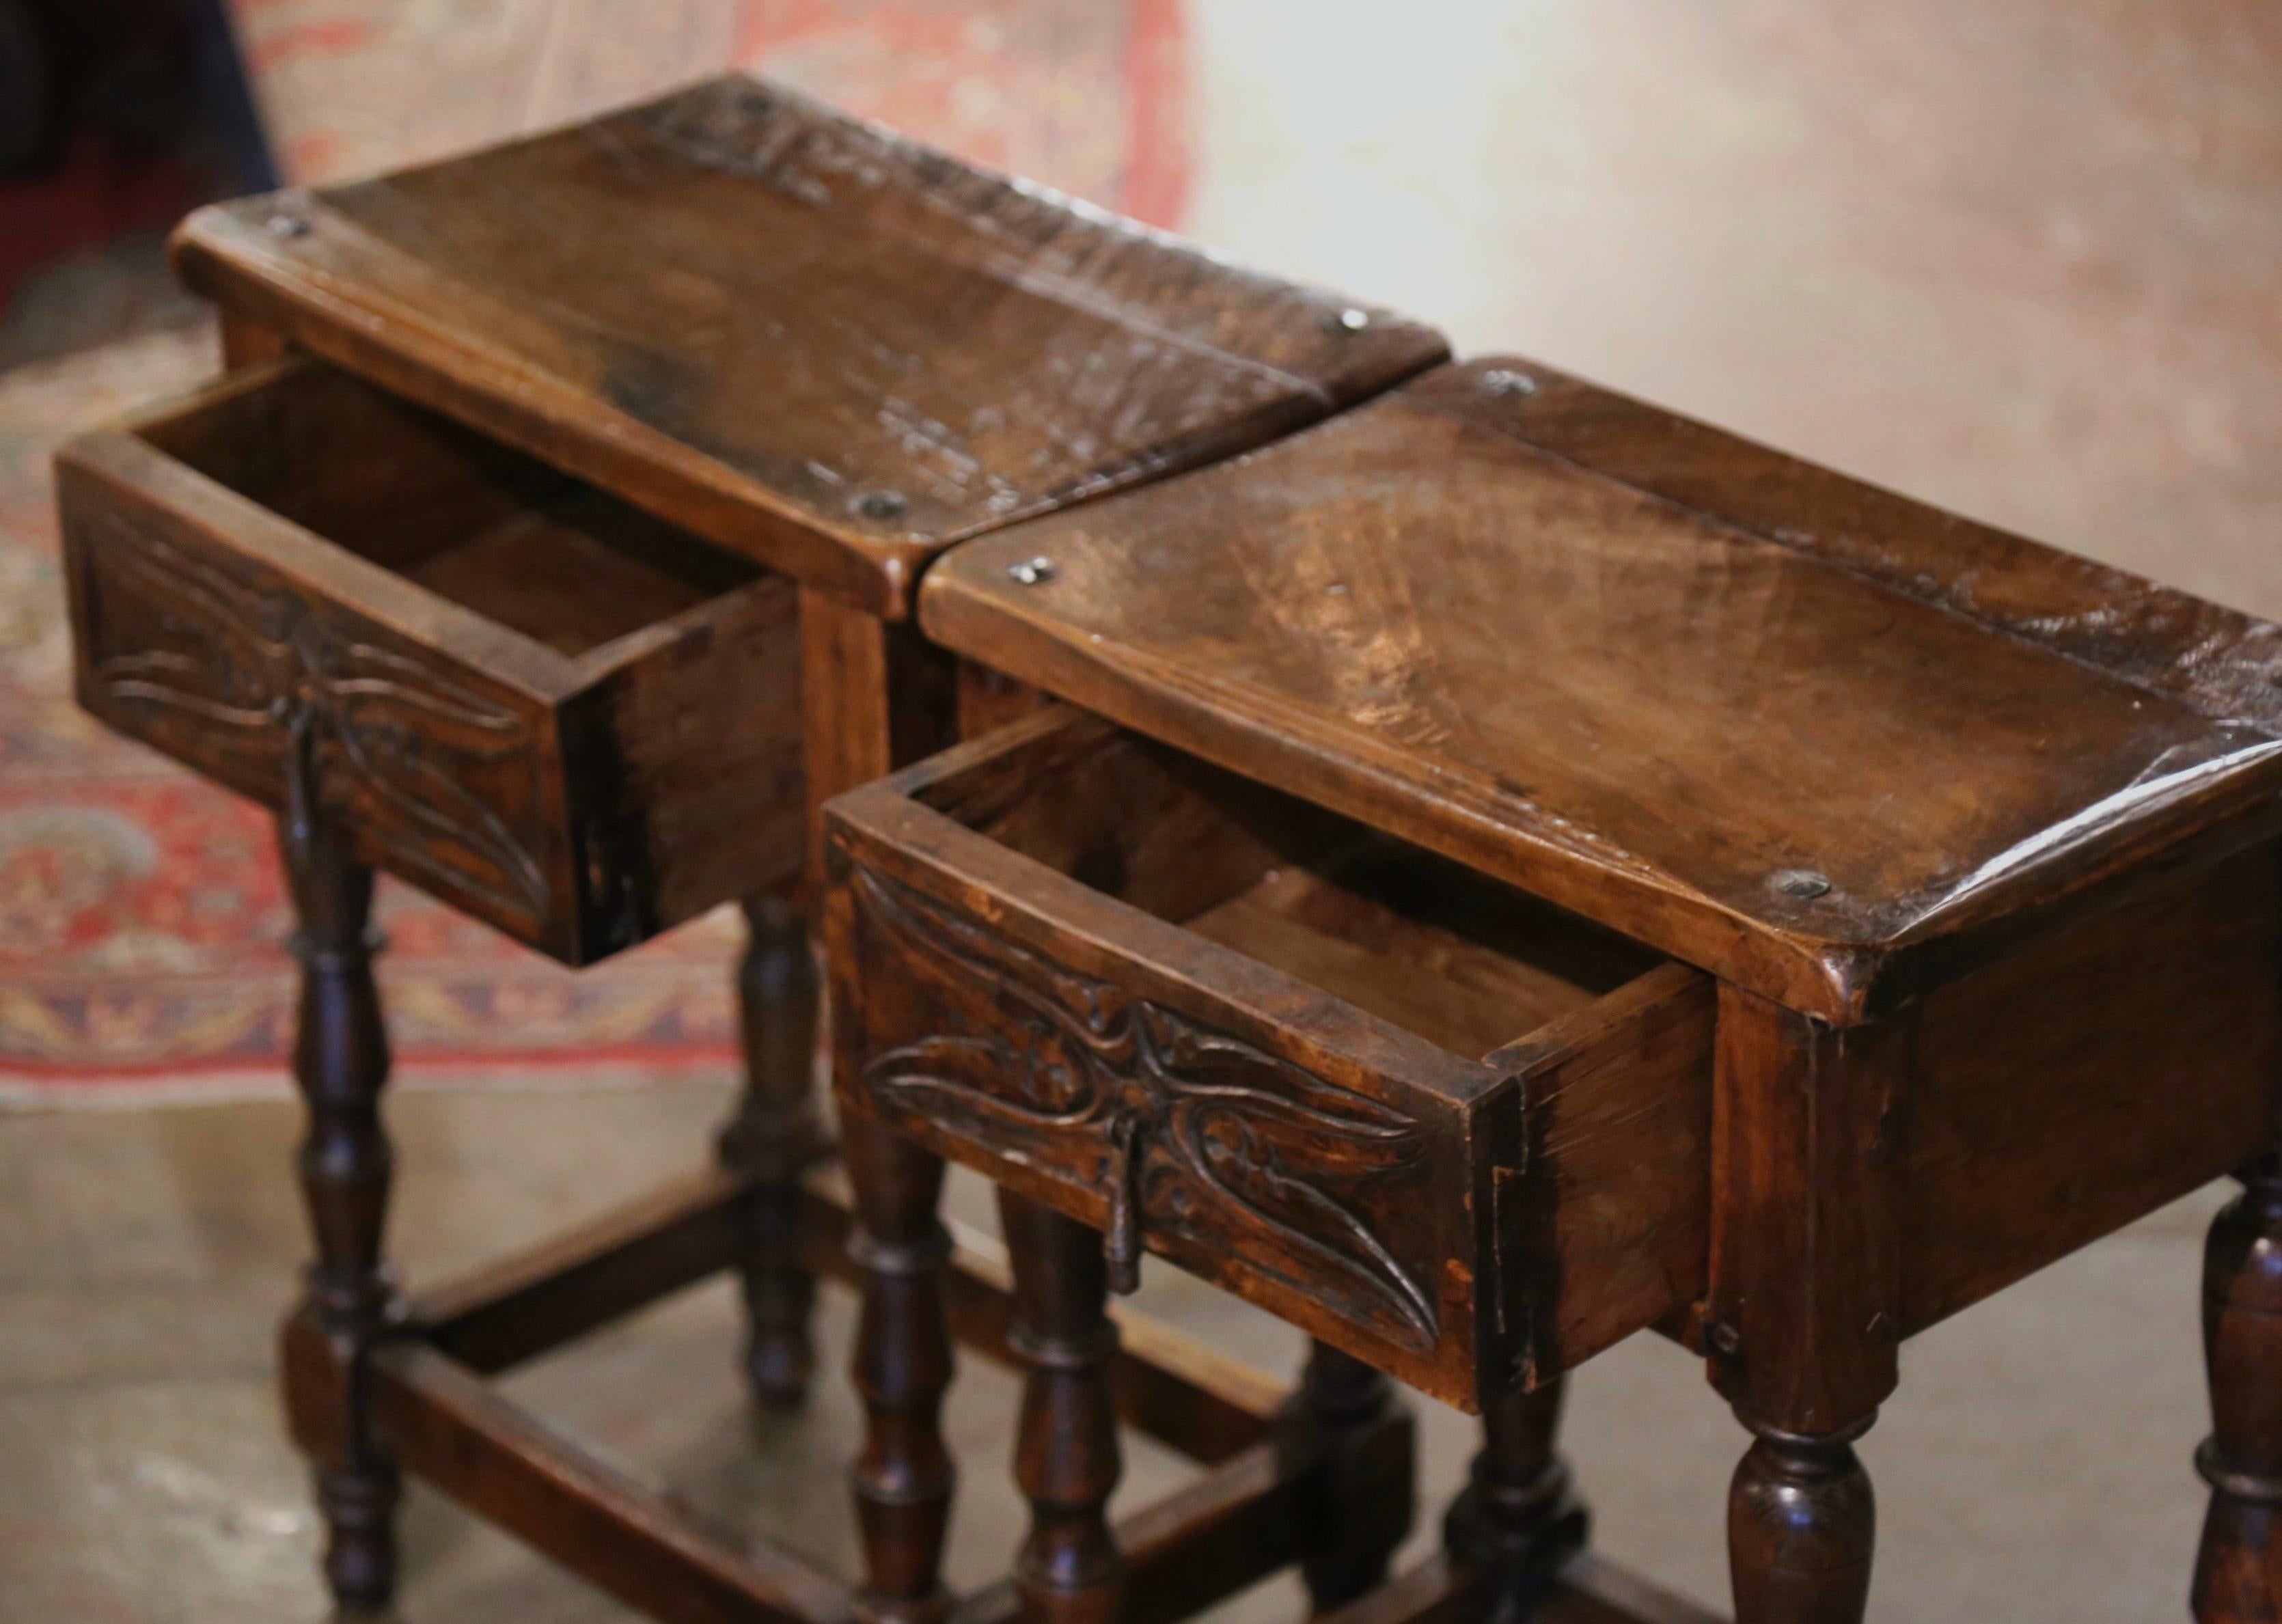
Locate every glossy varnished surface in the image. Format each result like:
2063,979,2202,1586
169,76,1447,616
923,358,2282,1021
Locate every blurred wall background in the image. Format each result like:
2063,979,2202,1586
1180,0,2282,615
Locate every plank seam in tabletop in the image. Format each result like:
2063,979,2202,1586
167,75,1449,620
169,203,922,615
620,100,1343,407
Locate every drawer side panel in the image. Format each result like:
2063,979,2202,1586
1495,963,1716,1384
570,579,806,951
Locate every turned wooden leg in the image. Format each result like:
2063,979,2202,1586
847,1120,957,1624
1000,1192,1123,1624
1444,1377,1588,1615
276,723,401,1609
1711,990,1893,1624
717,894,822,1408
2195,1159,2282,1621
1288,1341,1413,1612
1729,1416,1875,1624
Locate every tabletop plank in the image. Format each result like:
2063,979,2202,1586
170,75,1447,617
921,358,2282,1021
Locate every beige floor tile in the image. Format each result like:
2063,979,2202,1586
0,1079,2235,1620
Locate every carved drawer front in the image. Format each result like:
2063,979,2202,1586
825,707,1715,1410
57,359,803,964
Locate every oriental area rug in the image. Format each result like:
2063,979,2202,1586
0,0,1189,1097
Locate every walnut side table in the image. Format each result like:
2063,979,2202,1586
57,75,1448,1620
825,354,2282,1622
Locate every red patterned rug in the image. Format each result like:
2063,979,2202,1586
1,3,1190,1099
233,0,1189,217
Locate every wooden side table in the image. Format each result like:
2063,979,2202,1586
57,75,1448,1619
825,354,2282,1621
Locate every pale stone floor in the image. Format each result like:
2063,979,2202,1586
0,1072,2229,1621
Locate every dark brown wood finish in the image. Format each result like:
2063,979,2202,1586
1444,1380,1589,1614
104,64,2282,1621
1727,1423,1875,1624
1706,987,1893,1621
68,74,1474,1624
1707,987,1899,1438
825,706,1716,1409
918,358,2282,1026
1284,1343,1414,1612
801,586,957,877
169,76,1448,618
289,1309,1356,1624
845,1120,958,1624
1000,1193,1123,1624
866,346,2282,1621
718,894,825,1407
62,335,1464,1623
1898,844,2281,1334
369,1340,851,1624
2197,1157,2282,1621
398,1158,1286,1460
219,307,290,369
276,1150,1399,1624
57,358,805,964
1460,359,2282,741
950,1437,1344,1624
274,719,402,1607
799,573,966,1624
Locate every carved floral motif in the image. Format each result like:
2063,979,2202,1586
82,514,551,923
849,863,1438,1348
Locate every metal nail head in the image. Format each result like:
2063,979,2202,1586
855,490,908,521
1482,368,1538,398
1007,556,1057,586
1773,868,1832,900
266,213,310,238
1332,306,1372,333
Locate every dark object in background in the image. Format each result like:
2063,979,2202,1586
185,0,273,195
0,0,273,365
3,0,200,179
0,0,56,174
1,0,269,184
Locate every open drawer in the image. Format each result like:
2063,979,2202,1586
57,359,803,963
824,706,1714,1409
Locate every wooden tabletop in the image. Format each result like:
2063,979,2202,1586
920,357,2282,1022
169,75,1446,618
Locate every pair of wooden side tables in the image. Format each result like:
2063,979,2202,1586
53,76,2282,1624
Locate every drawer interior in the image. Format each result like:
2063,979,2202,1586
139,363,762,656
912,716,1662,1060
